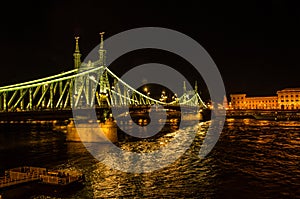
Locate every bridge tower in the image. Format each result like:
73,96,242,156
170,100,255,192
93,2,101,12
73,36,81,70
98,32,106,67
73,36,82,107
98,32,111,107
73,36,93,108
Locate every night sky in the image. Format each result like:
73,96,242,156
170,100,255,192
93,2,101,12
1,0,300,99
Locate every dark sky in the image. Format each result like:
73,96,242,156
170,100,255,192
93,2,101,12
1,0,300,98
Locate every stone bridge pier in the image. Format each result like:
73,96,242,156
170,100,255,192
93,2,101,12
66,118,117,143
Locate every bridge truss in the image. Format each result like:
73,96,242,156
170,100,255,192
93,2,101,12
0,34,207,113
0,67,206,112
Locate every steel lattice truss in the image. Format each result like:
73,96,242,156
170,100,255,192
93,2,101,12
0,34,208,112
0,65,207,112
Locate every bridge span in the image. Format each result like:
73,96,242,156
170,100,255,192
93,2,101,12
0,33,207,121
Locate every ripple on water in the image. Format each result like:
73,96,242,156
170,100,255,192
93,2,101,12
0,119,299,198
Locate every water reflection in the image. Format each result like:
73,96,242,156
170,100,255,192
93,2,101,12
0,119,299,198
61,122,216,198
217,118,300,198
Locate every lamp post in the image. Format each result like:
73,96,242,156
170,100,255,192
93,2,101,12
143,87,148,93
160,90,167,102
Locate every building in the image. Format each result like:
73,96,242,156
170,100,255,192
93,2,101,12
230,88,300,110
277,88,300,110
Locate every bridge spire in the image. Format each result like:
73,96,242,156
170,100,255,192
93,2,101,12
98,32,110,98
73,36,81,69
99,32,106,66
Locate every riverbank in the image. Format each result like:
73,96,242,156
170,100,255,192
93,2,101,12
226,109,300,121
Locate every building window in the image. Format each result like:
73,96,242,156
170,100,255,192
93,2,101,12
291,95,294,98
286,95,288,98
286,100,289,102
281,96,284,98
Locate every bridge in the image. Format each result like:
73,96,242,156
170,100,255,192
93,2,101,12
0,33,207,119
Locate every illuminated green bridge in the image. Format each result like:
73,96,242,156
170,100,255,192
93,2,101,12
0,33,207,114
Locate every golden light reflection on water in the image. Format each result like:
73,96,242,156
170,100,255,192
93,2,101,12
87,154,214,198
62,121,214,198
62,118,300,198
7,118,297,198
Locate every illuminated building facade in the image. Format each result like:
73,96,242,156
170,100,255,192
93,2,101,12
277,88,300,110
230,88,300,110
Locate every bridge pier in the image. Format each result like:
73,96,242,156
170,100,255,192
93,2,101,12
66,118,117,143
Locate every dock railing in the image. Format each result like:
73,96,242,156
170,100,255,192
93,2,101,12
0,166,47,189
0,166,84,188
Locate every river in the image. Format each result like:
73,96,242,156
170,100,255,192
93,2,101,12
0,118,299,198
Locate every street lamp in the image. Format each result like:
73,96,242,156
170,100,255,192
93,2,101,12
160,91,167,102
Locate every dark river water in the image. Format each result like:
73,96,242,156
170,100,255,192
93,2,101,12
0,118,299,198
